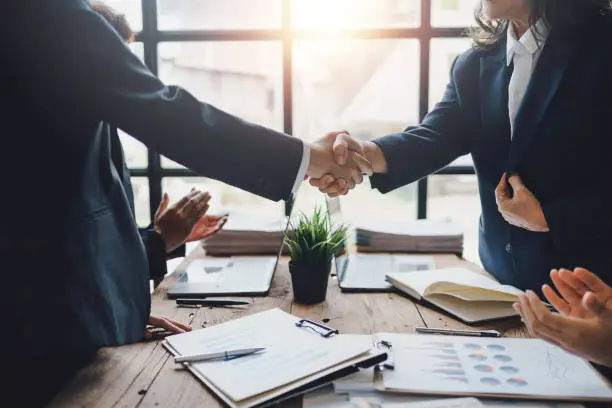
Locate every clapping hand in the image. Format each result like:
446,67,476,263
515,268,612,367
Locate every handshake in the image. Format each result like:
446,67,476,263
305,131,385,196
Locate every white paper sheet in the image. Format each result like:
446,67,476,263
381,334,612,400
166,309,372,402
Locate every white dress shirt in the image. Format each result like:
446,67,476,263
506,20,549,136
291,141,310,194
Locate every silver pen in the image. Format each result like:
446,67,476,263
174,347,266,363
416,327,501,338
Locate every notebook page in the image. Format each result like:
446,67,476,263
382,334,612,400
388,268,523,300
166,309,371,402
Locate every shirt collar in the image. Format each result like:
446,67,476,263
506,19,549,66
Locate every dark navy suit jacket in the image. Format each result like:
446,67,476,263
371,15,612,291
0,0,303,360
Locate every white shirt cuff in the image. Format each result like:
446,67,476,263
291,141,310,194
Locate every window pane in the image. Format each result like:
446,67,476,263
102,0,142,32
157,0,281,30
162,177,283,217
131,177,150,227
429,38,472,110
291,0,420,29
129,42,144,63
431,0,479,27
119,132,148,168
294,39,419,141
429,38,474,168
427,175,481,265
157,41,283,168
293,39,419,223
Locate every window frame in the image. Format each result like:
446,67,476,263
131,0,476,222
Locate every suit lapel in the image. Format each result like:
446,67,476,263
479,39,512,152
508,32,576,169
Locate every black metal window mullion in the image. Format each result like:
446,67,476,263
417,0,432,220
135,0,472,226
141,0,162,221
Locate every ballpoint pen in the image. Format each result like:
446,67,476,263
176,298,250,307
416,327,501,338
174,347,266,363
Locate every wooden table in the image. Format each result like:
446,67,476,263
51,250,529,408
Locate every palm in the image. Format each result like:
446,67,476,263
186,215,227,242
545,268,612,319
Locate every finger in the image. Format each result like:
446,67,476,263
551,269,583,305
526,290,568,333
310,175,335,189
349,167,363,185
583,291,606,315
174,190,199,210
542,283,570,315
495,173,509,204
157,317,190,334
320,180,345,196
574,267,610,294
353,152,373,176
154,193,170,223
183,192,211,219
559,268,589,298
332,132,350,166
513,302,524,320
508,174,524,193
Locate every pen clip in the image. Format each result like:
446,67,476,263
375,340,395,370
295,319,339,338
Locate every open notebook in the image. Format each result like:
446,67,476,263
386,268,524,323
163,309,386,408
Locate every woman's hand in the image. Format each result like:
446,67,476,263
154,189,212,253
186,214,228,242
515,268,612,368
143,315,192,341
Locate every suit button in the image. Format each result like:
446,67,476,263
505,243,512,254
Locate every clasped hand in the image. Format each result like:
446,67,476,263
307,131,375,196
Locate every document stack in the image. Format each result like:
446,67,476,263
202,213,290,256
354,219,464,255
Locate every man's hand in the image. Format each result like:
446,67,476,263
308,131,386,196
515,273,612,367
186,214,228,242
154,189,211,253
307,131,373,194
143,315,192,341
495,173,549,232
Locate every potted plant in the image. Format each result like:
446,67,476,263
284,206,347,305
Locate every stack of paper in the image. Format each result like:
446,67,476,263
354,219,463,254
202,213,290,255
164,309,386,408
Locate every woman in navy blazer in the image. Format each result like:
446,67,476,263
314,0,612,292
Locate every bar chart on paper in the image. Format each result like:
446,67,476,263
380,334,612,401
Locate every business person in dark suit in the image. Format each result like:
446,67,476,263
0,1,371,405
93,1,228,287
312,0,612,292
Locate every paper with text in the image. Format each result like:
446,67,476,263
166,308,371,402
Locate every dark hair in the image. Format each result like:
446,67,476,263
470,0,612,48
91,2,135,43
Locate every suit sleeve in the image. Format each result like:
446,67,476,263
10,1,302,202
138,228,169,283
370,57,473,193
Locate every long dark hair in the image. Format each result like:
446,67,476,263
470,0,612,48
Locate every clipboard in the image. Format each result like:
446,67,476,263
163,310,387,408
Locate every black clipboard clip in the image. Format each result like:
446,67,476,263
375,340,394,370
295,319,339,338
